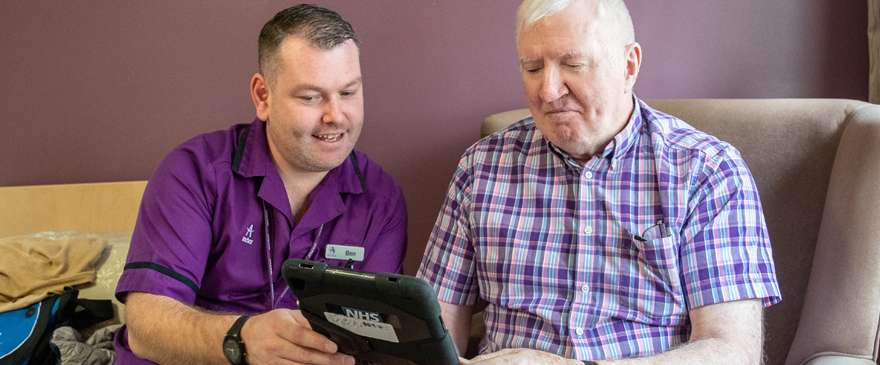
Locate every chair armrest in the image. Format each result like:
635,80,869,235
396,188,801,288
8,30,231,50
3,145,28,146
803,353,877,365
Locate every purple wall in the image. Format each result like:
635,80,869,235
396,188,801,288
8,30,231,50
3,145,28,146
631,0,867,100
0,0,868,274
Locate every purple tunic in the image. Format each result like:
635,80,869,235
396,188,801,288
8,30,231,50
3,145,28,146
114,118,407,364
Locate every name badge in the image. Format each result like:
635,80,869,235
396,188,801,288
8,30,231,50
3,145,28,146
325,244,365,261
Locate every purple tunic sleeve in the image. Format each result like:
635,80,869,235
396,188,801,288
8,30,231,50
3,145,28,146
115,139,218,305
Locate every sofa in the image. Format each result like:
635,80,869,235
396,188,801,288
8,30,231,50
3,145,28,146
477,99,880,365
3,99,879,365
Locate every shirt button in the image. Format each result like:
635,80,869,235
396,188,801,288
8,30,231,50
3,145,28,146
581,284,590,293
584,171,593,179
583,226,592,234
575,328,584,336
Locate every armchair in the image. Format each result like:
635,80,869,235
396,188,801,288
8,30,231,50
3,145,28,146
476,99,880,365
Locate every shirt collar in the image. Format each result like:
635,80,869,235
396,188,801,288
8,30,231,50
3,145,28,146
292,152,365,235
604,95,643,160
546,141,581,169
231,118,270,178
325,152,367,195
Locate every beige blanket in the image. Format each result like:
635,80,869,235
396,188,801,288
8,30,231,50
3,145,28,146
0,235,106,312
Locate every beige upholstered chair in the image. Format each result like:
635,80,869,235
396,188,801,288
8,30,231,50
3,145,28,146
476,99,880,365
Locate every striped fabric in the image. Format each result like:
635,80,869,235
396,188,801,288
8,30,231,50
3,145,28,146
417,98,781,361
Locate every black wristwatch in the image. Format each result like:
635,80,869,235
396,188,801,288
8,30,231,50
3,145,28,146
222,315,252,364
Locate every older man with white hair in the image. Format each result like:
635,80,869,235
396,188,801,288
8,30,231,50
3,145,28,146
418,0,781,364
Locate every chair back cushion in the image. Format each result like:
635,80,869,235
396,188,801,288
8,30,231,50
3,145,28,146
482,99,880,365
649,99,856,365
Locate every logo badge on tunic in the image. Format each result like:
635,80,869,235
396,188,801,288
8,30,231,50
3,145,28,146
241,224,255,244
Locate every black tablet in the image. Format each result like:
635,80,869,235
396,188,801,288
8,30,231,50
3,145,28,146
281,259,460,365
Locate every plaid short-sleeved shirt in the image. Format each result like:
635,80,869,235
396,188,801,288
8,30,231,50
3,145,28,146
417,97,781,361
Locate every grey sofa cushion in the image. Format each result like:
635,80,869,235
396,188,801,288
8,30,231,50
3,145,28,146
478,99,880,365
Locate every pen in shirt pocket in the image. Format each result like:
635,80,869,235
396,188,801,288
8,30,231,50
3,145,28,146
634,219,670,241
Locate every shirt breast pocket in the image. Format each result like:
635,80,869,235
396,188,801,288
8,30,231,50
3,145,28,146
622,234,684,298
631,235,679,271
619,235,686,321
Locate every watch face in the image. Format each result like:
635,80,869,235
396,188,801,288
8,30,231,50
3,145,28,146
223,338,242,364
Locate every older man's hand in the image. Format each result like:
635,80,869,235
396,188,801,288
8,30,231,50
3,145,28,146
461,348,585,365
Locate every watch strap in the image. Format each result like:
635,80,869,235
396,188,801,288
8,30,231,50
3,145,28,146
227,315,251,338
224,315,252,364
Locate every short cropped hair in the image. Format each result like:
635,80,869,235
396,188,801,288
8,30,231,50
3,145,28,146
258,4,359,84
516,0,634,64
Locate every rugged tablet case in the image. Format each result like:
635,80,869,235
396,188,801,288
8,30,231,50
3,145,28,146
282,259,460,365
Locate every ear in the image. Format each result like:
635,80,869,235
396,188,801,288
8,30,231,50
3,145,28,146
251,73,270,121
624,42,642,92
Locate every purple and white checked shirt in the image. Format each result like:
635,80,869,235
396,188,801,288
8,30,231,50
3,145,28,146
417,97,781,361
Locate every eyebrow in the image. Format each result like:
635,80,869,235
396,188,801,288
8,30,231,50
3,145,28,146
343,77,363,89
519,57,541,65
293,76,363,93
559,51,584,61
519,51,585,65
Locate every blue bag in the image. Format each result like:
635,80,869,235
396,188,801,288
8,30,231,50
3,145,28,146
0,287,113,365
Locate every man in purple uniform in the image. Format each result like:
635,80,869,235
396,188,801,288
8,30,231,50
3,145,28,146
114,5,406,365
418,0,780,364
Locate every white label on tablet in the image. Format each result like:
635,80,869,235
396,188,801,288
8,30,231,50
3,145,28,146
325,245,365,261
324,312,399,343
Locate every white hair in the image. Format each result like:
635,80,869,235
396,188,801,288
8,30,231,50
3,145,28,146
516,0,635,65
